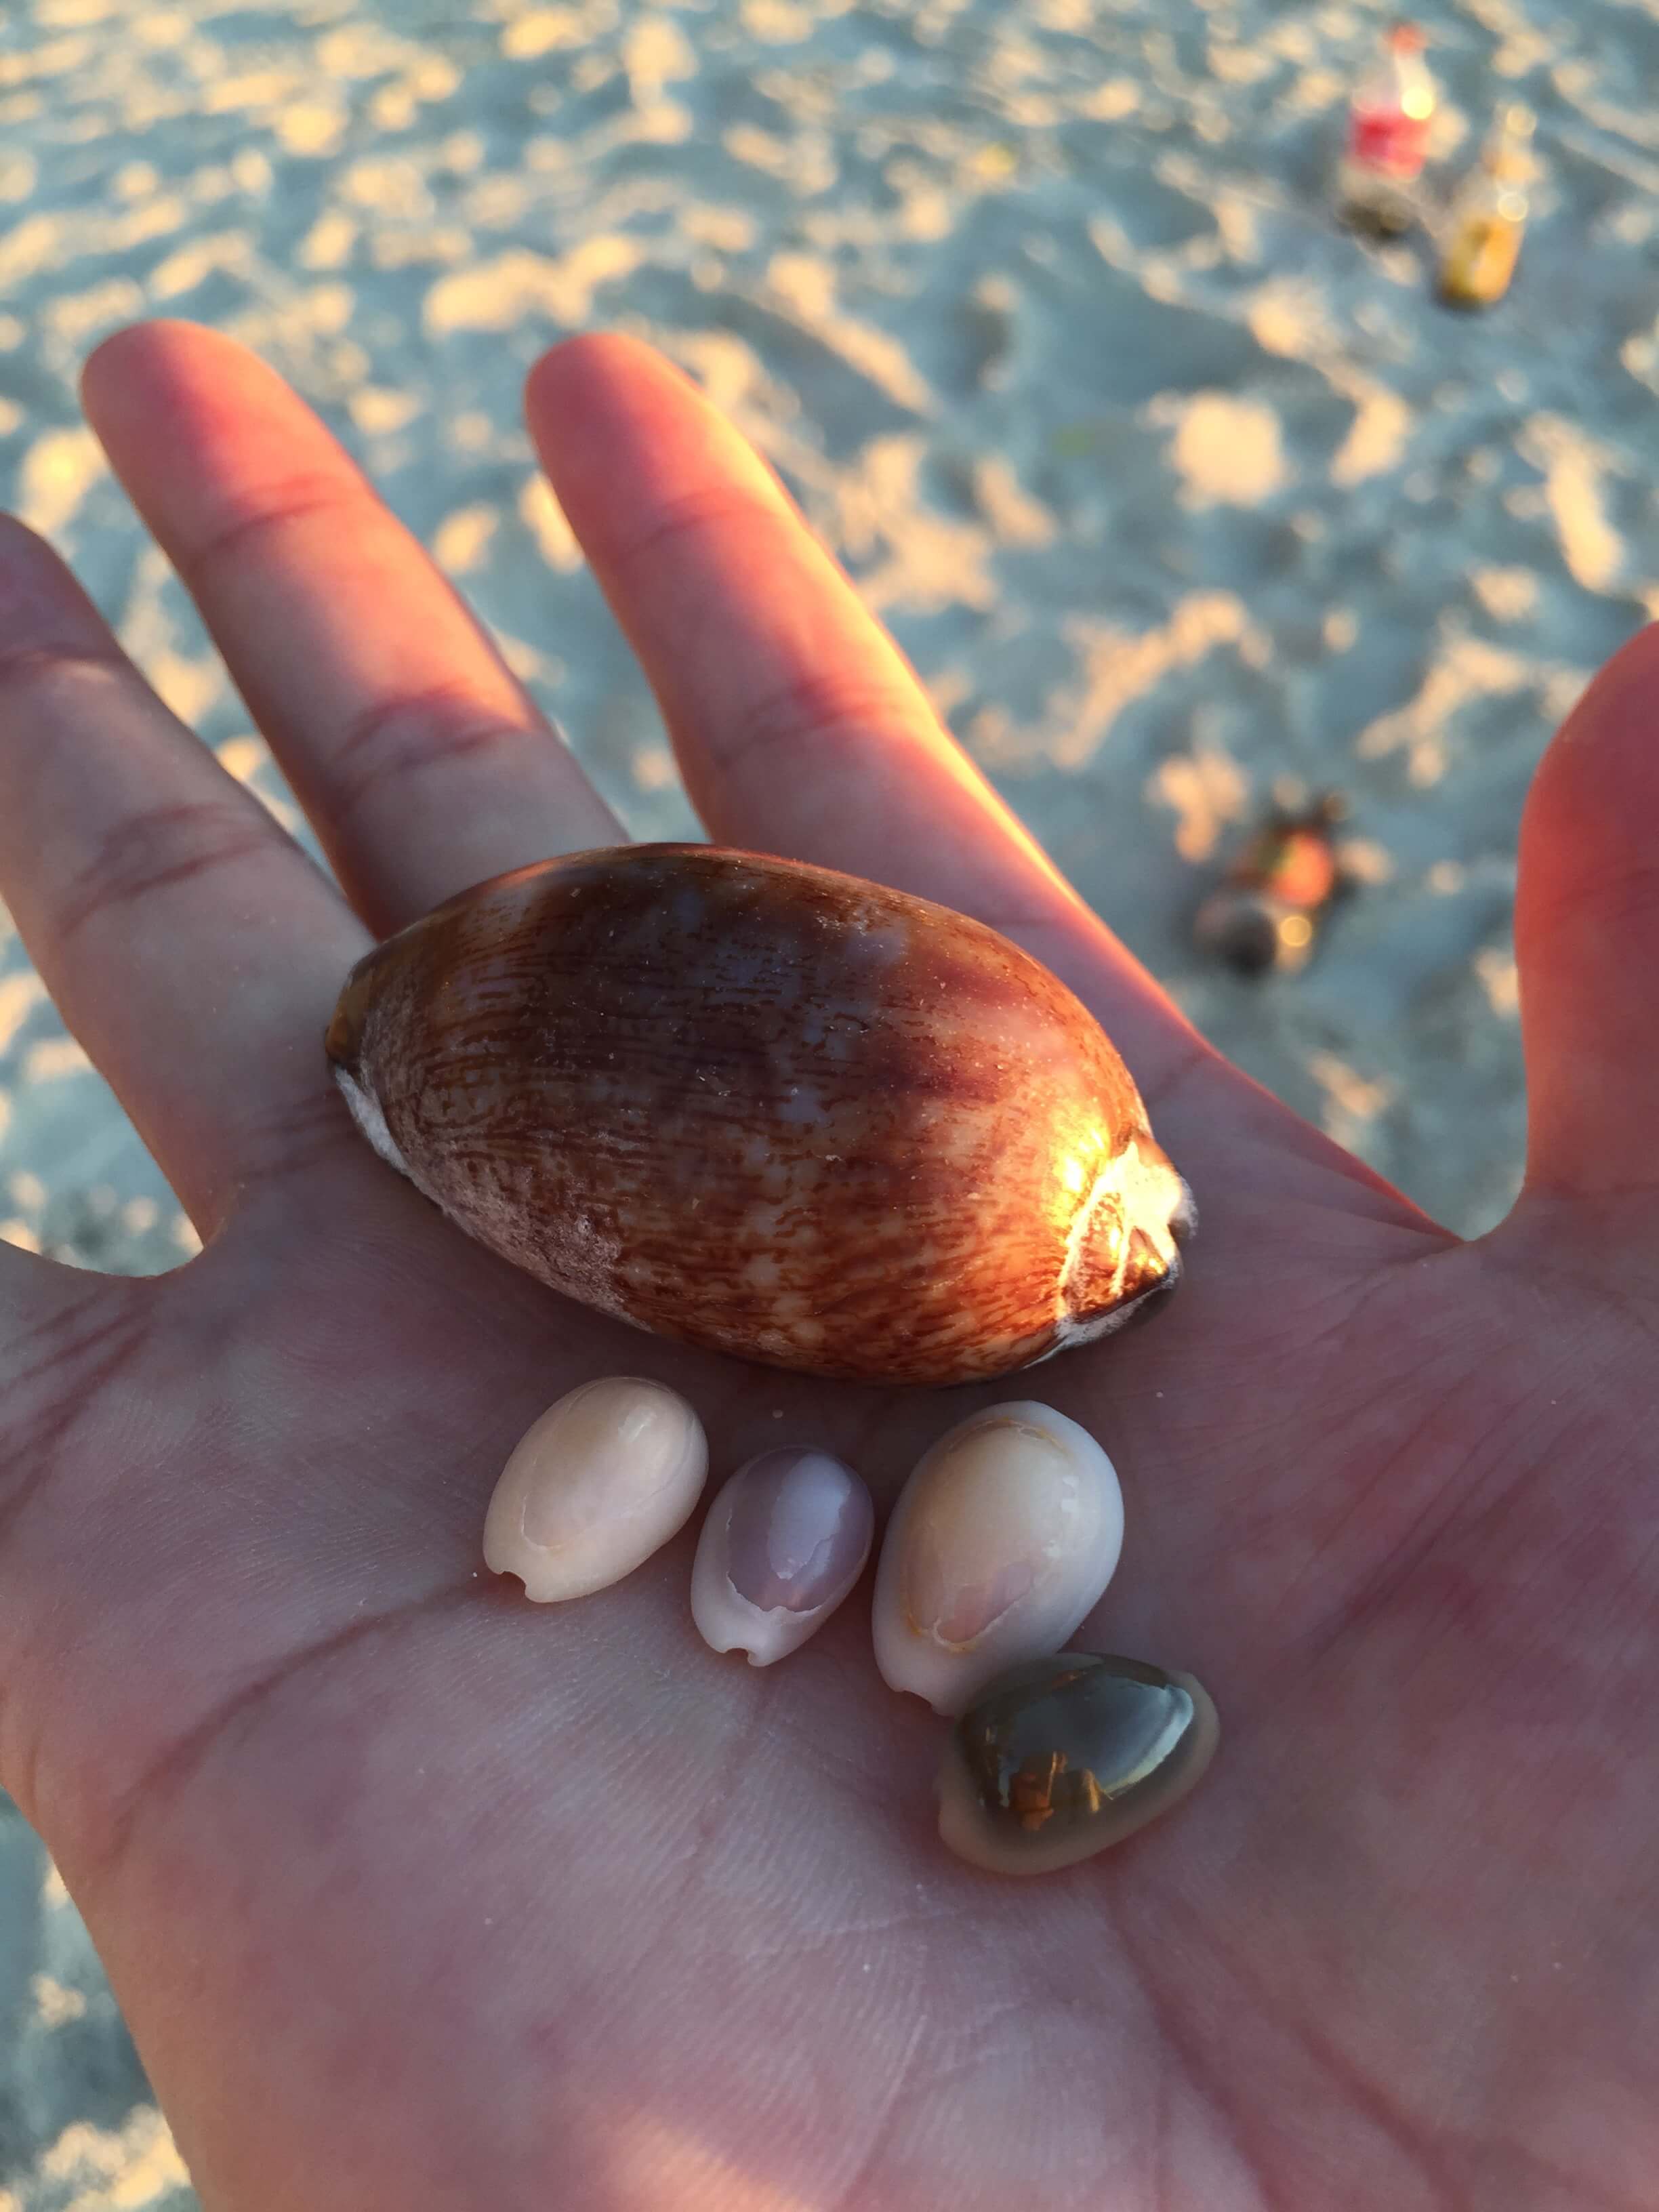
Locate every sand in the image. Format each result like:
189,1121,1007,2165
1,0,1656,2200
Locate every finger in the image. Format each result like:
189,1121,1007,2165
525,334,1197,1092
524,337,1449,1255
0,518,367,1234
80,321,621,939
1513,621,1659,1203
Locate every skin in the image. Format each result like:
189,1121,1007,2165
0,321,1654,2211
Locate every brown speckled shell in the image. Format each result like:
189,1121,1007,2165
325,846,1185,1385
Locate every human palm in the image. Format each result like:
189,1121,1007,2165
1,323,1654,2211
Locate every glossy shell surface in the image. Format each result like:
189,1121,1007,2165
872,1401,1124,1715
938,1651,1219,1876
482,1377,708,1602
691,1447,874,1664
327,845,1189,1386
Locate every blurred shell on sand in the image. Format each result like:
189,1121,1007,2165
1,0,1656,2203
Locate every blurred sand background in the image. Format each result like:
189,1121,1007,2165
1,0,1656,2200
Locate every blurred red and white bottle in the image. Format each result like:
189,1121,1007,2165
1336,20,1436,237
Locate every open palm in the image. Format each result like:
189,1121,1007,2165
1,323,1654,2211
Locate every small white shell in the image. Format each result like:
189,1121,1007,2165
872,1401,1124,1715
691,1447,874,1666
483,1377,708,1602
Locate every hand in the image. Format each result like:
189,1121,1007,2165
1,321,1653,2212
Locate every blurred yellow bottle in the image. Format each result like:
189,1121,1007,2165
1439,104,1534,308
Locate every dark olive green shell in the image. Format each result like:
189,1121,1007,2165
938,1651,1218,1875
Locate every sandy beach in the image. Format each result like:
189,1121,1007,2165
1,0,1656,2200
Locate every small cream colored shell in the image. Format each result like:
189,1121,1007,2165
872,1401,1124,1715
483,1377,707,1602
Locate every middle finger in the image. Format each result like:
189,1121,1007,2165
80,321,622,939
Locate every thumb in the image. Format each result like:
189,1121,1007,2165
1513,621,1659,1206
